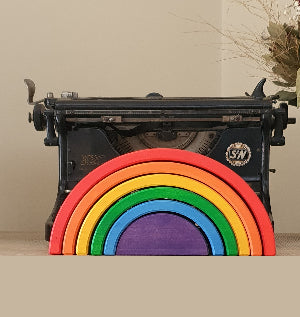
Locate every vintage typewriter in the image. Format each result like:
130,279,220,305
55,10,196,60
25,79,295,241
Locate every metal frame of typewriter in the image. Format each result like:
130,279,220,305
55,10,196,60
25,79,296,241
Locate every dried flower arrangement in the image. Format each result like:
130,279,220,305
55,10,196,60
217,0,300,106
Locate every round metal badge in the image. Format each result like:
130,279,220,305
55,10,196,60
226,142,251,167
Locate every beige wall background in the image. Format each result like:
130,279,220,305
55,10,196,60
0,0,222,233
0,0,298,233
221,0,300,232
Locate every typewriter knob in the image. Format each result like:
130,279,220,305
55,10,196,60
32,104,47,131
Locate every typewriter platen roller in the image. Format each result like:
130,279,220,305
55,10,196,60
25,79,296,241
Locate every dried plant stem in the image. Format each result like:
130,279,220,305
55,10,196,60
215,0,300,89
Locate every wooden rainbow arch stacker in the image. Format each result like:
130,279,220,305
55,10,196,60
49,148,276,256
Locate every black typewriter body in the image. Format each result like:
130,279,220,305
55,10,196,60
25,79,295,241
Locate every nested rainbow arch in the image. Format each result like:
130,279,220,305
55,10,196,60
49,148,276,256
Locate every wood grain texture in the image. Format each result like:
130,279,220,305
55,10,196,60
103,200,225,256
115,213,210,256
49,148,274,255
63,161,260,255
90,186,238,255
75,174,249,255
0,233,292,256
